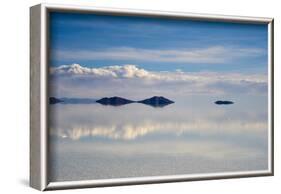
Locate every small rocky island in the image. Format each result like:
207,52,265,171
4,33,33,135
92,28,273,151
215,100,234,105
138,96,174,107
49,97,97,104
49,97,63,104
96,96,134,106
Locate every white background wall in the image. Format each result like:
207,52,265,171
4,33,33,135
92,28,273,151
0,0,279,193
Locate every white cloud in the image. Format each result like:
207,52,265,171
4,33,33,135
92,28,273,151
49,63,267,97
52,46,265,64
50,63,266,82
50,64,152,78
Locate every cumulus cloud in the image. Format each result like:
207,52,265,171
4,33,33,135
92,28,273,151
50,64,152,78
49,63,267,98
52,46,265,64
50,64,266,83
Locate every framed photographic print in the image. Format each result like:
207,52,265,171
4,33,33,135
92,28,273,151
30,3,274,191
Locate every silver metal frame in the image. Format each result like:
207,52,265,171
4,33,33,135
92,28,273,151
30,3,274,191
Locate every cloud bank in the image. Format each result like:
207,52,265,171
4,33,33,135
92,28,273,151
50,63,152,78
49,63,267,98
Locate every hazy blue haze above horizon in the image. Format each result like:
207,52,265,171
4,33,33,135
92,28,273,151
49,12,268,73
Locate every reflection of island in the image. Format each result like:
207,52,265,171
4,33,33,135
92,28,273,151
138,96,174,107
215,100,234,105
96,96,134,106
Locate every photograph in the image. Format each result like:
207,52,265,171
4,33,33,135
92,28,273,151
47,10,271,183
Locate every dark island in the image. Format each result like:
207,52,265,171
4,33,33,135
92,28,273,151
215,100,234,105
96,96,134,106
49,97,64,104
49,97,97,104
50,96,175,107
96,96,174,107
138,96,174,107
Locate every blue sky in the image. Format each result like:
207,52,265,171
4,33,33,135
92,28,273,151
49,12,268,73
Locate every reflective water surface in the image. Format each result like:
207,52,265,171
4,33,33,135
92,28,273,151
49,95,268,182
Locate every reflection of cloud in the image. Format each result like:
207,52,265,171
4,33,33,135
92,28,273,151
50,119,267,140
49,64,267,97
53,46,265,64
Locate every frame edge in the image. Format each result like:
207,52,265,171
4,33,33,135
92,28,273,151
30,4,46,191
43,3,273,24
269,18,274,176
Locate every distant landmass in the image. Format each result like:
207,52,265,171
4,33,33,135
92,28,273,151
96,96,134,106
49,97,64,104
50,97,234,107
138,96,174,107
49,97,97,104
215,100,234,105
50,96,175,107
96,96,174,107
